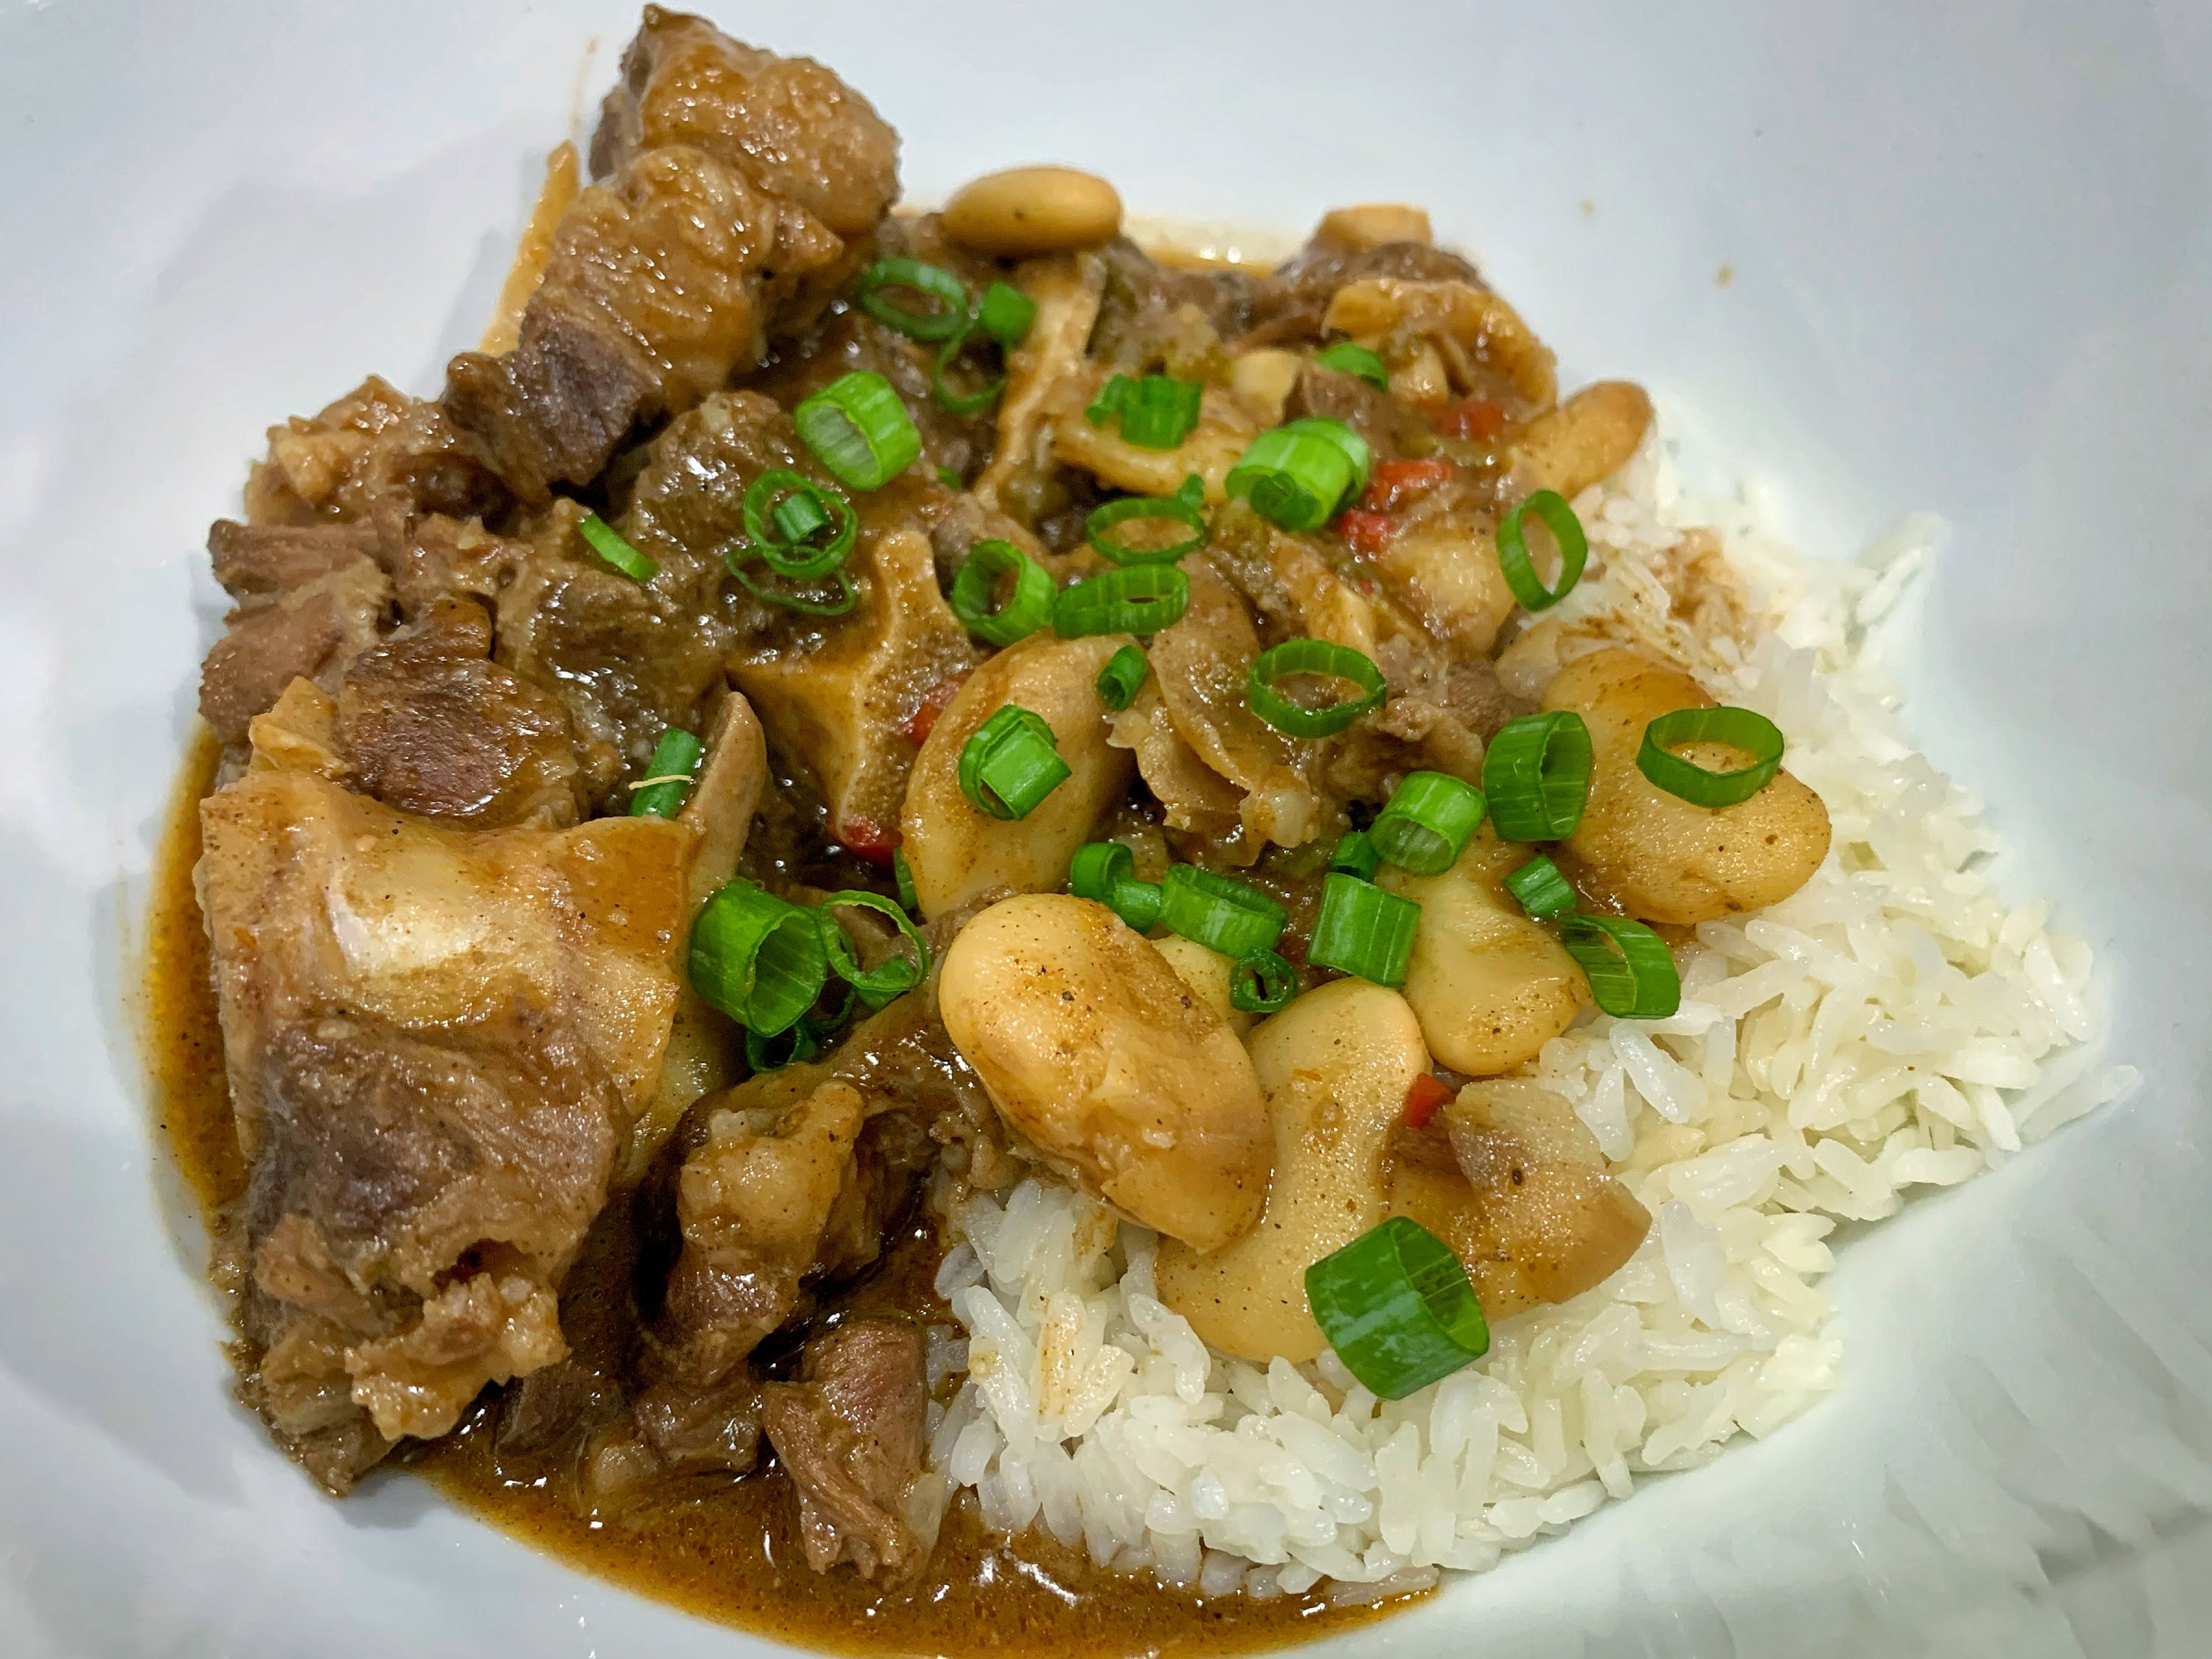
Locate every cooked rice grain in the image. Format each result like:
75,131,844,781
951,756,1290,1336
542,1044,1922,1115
922,419,2139,1594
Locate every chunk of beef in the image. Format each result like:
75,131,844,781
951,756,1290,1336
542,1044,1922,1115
1244,239,1484,347
243,375,509,538
208,512,534,623
198,768,688,1487
616,388,819,610
198,554,391,748
633,1373,765,1475
495,501,736,804
589,5,900,237
335,597,583,827
209,520,384,598
1088,239,1254,374
761,1321,929,1582
384,513,537,619
645,1080,928,1390
1284,364,1431,460
496,1357,622,1459
445,139,848,503
642,995,991,1391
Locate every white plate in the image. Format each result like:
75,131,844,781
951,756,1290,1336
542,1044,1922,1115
3,2,2209,1655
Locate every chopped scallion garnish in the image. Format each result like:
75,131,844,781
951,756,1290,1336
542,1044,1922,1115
958,704,1070,820
1124,376,1204,449
950,538,1055,646
1246,639,1386,737
1053,565,1189,637
1225,417,1371,531
628,726,703,818
1158,864,1287,961
1370,771,1487,876
689,878,830,1036
1482,711,1593,841
1085,373,1131,427
1635,706,1786,807
977,280,1037,347
1094,644,1150,711
1557,913,1680,1018
1230,949,1297,1014
1069,841,1164,933
1495,489,1588,611
1503,855,1576,919
1329,830,1380,881
1313,340,1390,389
794,371,922,491
741,470,855,580
816,889,931,1009
893,847,919,912
578,512,657,583
931,321,1006,415
1307,872,1420,987
744,1019,821,1072
1305,1216,1489,1399
853,257,971,342
1085,492,1208,566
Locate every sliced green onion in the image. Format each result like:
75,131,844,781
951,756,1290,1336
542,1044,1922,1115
1636,706,1787,807
1069,841,1164,933
689,879,829,1035
1175,473,1206,508
1504,855,1576,919
1116,375,1204,450
1495,489,1589,611
1054,565,1189,636
1307,872,1420,987
745,1019,821,1072
932,321,1006,415
1246,639,1386,737
1095,644,1150,711
1558,913,1681,1018
1371,771,1487,876
853,257,970,342
893,847,919,912
1085,374,1131,426
950,539,1055,646
1305,1216,1489,1399
742,470,855,580
1482,711,1593,841
795,371,922,491
628,726,703,819
578,512,656,583
728,557,859,615
1085,493,1208,566
1314,340,1390,389
936,465,963,490
977,280,1037,347
1225,418,1371,531
1329,830,1380,881
958,704,1070,820
771,490,828,545
1159,864,1287,961
817,890,931,1009
1070,840,1135,901
1231,950,1297,1014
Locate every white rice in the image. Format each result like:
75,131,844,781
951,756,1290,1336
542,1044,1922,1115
917,419,2141,1595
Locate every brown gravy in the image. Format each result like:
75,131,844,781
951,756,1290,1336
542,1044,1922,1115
143,734,1411,1657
